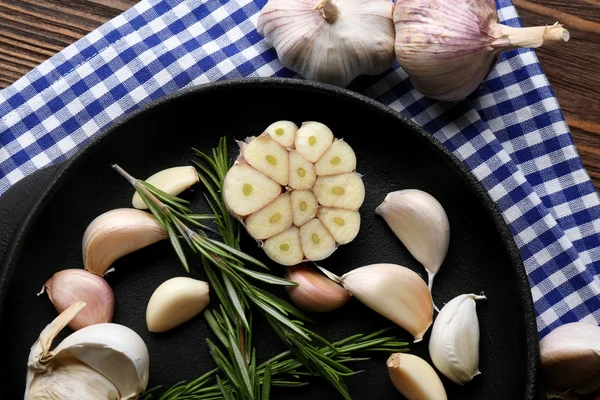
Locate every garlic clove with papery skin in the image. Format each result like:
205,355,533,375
429,293,486,385
146,277,210,333
131,166,199,209
375,189,450,293
387,353,448,400
257,0,396,87
26,302,150,400
41,268,114,330
319,263,433,342
393,0,569,101
83,208,168,276
284,264,351,312
540,322,600,398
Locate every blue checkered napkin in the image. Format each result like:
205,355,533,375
0,0,599,337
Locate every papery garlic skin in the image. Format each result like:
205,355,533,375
321,263,433,341
540,322,600,397
83,208,168,276
429,293,486,385
393,0,569,101
387,353,448,400
42,269,114,330
375,189,449,291
285,264,351,312
146,277,210,333
25,302,149,400
257,0,396,87
132,166,199,209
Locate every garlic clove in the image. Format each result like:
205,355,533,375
264,120,298,148
321,263,433,341
83,208,168,276
257,0,395,87
284,264,351,312
290,189,319,227
223,164,282,216
131,166,199,209
245,193,293,240
288,150,317,190
429,294,486,385
243,135,290,186
387,353,448,400
317,207,361,245
299,218,337,261
41,269,114,330
146,277,210,333
540,322,600,397
294,122,334,163
375,189,450,292
314,139,356,176
263,226,304,266
312,172,365,210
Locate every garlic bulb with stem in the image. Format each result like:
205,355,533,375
393,0,570,101
132,166,199,209
540,322,600,398
25,301,149,400
387,353,448,400
146,277,210,333
40,268,114,330
429,293,487,385
375,189,450,294
257,0,396,87
318,263,433,342
83,208,168,276
284,264,351,312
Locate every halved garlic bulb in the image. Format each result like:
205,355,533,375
83,208,168,276
257,0,396,87
223,121,365,264
132,166,199,209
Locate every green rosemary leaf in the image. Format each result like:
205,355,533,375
206,339,239,390
261,363,271,400
186,213,219,220
192,147,220,175
139,180,191,205
205,238,269,270
136,188,169,229
204,309,229,349
192,160,221,188
223,275,250,331
229,332,254,399
270,380,307,387
227,264,297,286
165,220,189,272
254,288,317,324
216,376,235,400
255,301,310,340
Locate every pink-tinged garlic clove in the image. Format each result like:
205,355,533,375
285,264,351,313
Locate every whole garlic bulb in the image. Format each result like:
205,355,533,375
393,0,569,101
257,0,396,87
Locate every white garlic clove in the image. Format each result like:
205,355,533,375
312,172,365,210
375,189,450,292
393,0,569,101
540,322,600,397
41,269,114,330
320,263,433,342
387,353,448,400
429,293,486,385
257,0,396,87
264,120,298,148
245,193,293,240
317,207,361,245
263,226,304,266
288,150,317,190
285,264,351,312
314,139,356,176
26,302,150,400
223,164,282,216
294,122,334,163
131,166,199,209
242,135,290,186
146,277,210,333
83,208,168,276
299,218,337,261
290,189,319,227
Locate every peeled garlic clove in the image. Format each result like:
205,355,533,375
322,263,433,341
291,189,319,227
540,322,600,396
289,150,317,190
265,120,298,148
146,277,210,333
83,208,168,276
314,139,356,176
429,294,486,385
243,135,290,186
317,207,360,245
223,164,282,216
26,302,150,400
312,172,365,210
375,189,449,292
263,226,304,266
245,193,293,240
257,0,395,87
131,166,199,209
393,0,569,101
299,218,337,261
294,122,334,163
285,264,351,312
387,353,448,400
42,269,114,330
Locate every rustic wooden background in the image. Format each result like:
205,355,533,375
0,0,598,190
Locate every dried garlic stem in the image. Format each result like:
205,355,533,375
492,24,570,50
314,0,339,23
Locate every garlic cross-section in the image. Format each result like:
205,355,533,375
223,121,365,265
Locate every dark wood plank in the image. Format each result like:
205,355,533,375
0,0,598,191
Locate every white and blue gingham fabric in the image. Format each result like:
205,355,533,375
0,0,599,338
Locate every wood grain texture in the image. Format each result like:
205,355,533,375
0,0,598,190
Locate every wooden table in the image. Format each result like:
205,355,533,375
1,0,598,190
